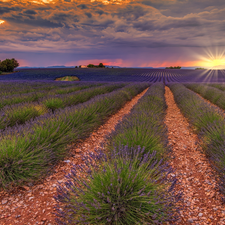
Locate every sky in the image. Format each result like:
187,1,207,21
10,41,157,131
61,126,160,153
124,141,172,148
0,0,225,68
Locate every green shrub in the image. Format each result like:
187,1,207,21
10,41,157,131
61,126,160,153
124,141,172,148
55,146,176,224
0,103,48,129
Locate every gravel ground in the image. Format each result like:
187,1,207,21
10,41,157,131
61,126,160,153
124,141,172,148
165,86,225,225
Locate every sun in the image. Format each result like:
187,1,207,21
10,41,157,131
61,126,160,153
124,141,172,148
200,57,225,69
194,48,225,69
209,58,225,67
0,20,5,25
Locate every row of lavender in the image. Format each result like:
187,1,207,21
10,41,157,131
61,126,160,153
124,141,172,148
55,83,179,224
0,80,84,96
0,82,103,105
184,83,225,110
0,83,149,189
168,83,225,199
0,83,127,130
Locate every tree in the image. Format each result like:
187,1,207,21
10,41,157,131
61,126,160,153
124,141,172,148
0,58,19,72
75,66,78,68
11,58,19,68
87,64,95,68
98,63,105,68
165,66,181,69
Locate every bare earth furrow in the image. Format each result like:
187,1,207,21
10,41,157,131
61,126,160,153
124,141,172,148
0,88,148,225
164,86,225,225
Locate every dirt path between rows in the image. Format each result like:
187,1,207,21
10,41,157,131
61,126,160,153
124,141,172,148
0,88,148,225
164,86,225,225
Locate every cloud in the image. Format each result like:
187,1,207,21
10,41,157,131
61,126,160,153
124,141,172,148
0,6,19,15
77,4,89,9
0,0,225,67
23,9,37,15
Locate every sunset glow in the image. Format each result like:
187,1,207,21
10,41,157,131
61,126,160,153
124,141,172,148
209,59,225,67
30,0,56,4
0,0,225,68
194,48,225,69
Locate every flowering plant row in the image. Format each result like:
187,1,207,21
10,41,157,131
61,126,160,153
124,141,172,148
0,83,148,190
184,83,225,110
55,83,179,224
0,82,104,109
169,83,225,199
0,83,124,130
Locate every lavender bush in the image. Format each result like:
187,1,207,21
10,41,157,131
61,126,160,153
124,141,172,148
185,83,225,110
0,83,120,130
0,83,148,189
109,83,168,160
54,83,180,224
0,82,104,109
209,83,225,91
55,146,178,225
0,102,48,129
42,83,125,111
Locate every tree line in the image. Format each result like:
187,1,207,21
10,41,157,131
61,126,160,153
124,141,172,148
0,58,19,73
165,66,181,69
87,63,105,68
75,63,105,68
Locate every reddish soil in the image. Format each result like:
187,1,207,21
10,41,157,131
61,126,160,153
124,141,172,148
165,86,225,225
0,88,148,225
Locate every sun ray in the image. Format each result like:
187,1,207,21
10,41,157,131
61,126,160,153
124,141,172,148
192,47,225,69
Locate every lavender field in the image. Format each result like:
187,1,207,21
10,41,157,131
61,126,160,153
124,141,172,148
1,68,225,83
1,70,225,224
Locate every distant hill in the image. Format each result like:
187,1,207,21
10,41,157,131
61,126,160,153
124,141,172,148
47,66,67,68
17,66,75,69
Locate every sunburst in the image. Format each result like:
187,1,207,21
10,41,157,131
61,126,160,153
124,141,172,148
194,48,225,69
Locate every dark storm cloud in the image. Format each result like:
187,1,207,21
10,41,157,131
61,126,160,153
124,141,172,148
85,12,92,18
23,10,37,15
95,9,106,15
114,4,148,20
133,16,204,32
3,15,64,28
77,4,89,9
50,12,79,23
0,6,19,15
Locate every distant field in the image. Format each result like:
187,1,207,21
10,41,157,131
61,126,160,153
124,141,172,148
0,68,225,82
